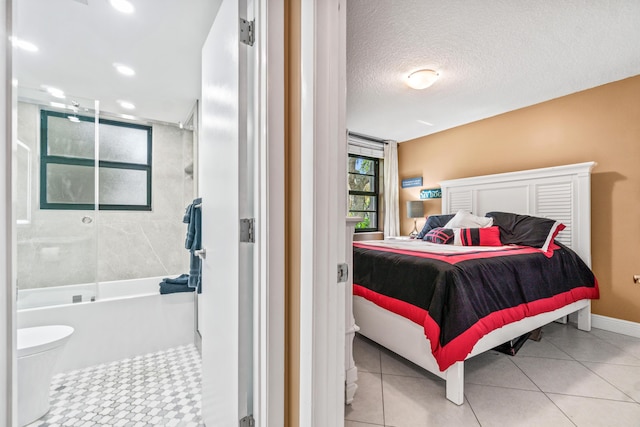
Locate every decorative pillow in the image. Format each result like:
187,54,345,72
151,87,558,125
423,227,454,244
416,214,456,239
454,226,502,246
444,210,493,229
485,211,565,253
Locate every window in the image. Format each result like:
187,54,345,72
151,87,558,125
40,110,152,211
348,154,379,231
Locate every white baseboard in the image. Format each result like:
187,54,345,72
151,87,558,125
591,314,640,339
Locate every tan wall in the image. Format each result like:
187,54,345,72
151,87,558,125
285,0,300,424
398,75,640,324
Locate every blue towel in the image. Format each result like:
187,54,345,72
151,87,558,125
159,281,195,295
183,198,202,291
162,273,189,285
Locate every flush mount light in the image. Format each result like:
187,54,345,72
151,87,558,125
110,0,134,14
406,69,440,90
11,37,39,52
113,63,135,76
118,100,135,110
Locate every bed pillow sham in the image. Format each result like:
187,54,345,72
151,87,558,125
423,227,455,244
444,210,493,229
485,211,565,252
416,214,456,239
423,226,502,246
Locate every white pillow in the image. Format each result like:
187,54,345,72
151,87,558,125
444,210,493,229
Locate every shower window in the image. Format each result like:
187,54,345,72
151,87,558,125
40,110,152,211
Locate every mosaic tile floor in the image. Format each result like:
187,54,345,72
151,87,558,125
26,344,203,427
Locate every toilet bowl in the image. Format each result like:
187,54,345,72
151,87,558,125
17,325,74,426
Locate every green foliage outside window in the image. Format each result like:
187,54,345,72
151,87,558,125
348,155,378,231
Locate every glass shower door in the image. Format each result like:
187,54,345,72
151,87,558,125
16,91,99,309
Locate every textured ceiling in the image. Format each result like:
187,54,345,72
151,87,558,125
15,0,220,125
347,0,640,142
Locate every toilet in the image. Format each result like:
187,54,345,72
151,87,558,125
17,325,74,426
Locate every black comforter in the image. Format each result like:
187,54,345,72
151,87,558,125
353,241,598,371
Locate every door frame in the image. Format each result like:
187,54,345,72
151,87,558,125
298,0,347,425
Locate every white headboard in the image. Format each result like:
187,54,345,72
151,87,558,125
440,162,596,267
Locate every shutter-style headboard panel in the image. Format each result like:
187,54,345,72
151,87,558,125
440,162,596,266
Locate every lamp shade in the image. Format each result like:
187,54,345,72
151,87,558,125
406,201,424,219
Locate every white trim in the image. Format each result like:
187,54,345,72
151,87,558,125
299,0,346,425
592,314,640,339
256,0,285,424
3,1,17,424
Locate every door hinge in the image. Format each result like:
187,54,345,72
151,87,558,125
240,414,255,427
240,218,255,243
240,18,255,46
337,262,349,283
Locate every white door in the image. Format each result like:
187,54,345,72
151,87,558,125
199,0,255,425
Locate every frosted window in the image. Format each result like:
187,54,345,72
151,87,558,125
46,115,95,159
99,169,148,205
41,110,151,210
46,164,95,204
99,122,149,164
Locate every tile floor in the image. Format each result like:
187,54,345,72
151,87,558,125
26,344,203,427
345,322,640,427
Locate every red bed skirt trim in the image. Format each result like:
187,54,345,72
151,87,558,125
353,280,599,371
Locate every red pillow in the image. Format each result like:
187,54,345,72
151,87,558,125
456,226,502,246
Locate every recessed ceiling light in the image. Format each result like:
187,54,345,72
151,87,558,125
68,116,80,123
118,100,135,110
110,0,134,14
11,37,39,52
406,69,440,90
50,102,67,109
46,87,66,99
113,63,135,76
417,120,434,126
121,114,137,120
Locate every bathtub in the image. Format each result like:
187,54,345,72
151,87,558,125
17,276,195,374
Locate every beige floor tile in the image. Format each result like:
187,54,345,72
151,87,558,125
512,357,632,401
583,361,640,403
465,351,538,391
381,374,479,427
514,336,573,360
546,334,640,366
380,348,438,379
547,393,640,427
345,371,385,425
345,420,384,427
465,383,574,427
354,334,382,373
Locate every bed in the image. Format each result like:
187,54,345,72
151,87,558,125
348,162,598,405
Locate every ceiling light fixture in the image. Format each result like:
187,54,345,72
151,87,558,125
114,63,135,76
118,100,136,110
406,69,440,90
110,0,135,14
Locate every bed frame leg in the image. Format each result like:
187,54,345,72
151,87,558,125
577,302,592,331
445,362,464,405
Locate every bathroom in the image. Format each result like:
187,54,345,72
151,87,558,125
11,0,217,425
